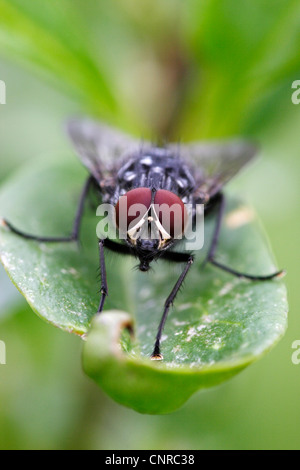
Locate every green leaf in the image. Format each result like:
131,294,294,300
82,311,250,414
0,161,288,414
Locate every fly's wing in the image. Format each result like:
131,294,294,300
168,140,258,201
66,118,142,182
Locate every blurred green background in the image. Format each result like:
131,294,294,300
0,0,299,449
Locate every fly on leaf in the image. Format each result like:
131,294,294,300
3,118,284,359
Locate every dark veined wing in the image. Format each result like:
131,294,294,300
66,118,142,182
168,140,258,201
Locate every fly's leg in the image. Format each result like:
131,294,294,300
151,255,194,360
202,193,226,268
2,176,95,243
97,238,134,313
209,259,284,280
97,239,108,313
98,240,194,359
205,193,285,280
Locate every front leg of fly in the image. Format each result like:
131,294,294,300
2,176,95,243
151,255,194,360
96,237,135,313
97,239,108,313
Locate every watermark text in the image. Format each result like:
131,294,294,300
0,80,6,104
96,202,204,251
291,340,300,365
0,340,6,365
291,80,300,105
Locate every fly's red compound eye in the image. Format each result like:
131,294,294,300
115,187,152,231
154,189,187,239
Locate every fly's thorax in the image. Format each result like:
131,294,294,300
110,148,196,206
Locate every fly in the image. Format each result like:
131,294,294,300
3,118,285,360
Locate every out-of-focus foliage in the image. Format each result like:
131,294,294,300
1,0,299,161
0,0,299,448
1,0,299,140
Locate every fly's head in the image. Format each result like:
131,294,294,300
115,188,188,272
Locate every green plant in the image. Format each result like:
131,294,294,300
0,0,293,414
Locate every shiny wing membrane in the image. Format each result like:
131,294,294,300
168,140,258,201
66,118,142,182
